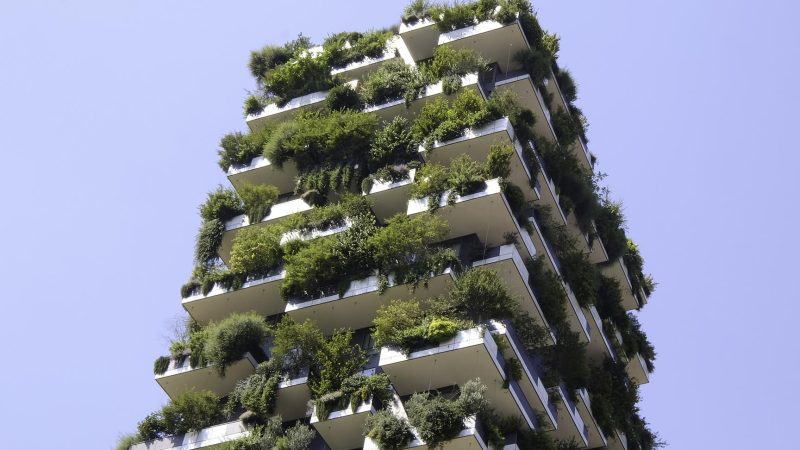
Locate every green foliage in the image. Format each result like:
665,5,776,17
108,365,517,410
437,267,518,323
311,328,367,398
280,234,349,299
323,30,393,69
587,359,640,440
248,36,312,82
238,183,279,223
218,131,269,171
504,356,523,383
195,219,225,265
360,59,425,106
559,251,599,307
424,46,486,81
219,416,317,450
264,109,378,172
243,95,265,117
412,89,493,148
270,317,325,376
340,372,392,409
225,362,281,419
369,117,419,171
484,143,514,179
448,154,487,196
624,240,656,297
406,379,488,449
262,54,336,107
160,390,222,435
372,299,428,351
542,32,561,60
153,356,171,375
325,83,364,111
114,433,140,450
369,213,451,283
555,67,577,103
514,47,553,85
402,0,433,24
203,312,270,376
595,201,628,261
137,413,166,441
537,141,600,233
364,409,414,450
410,162,450,207
199,186,243,223
228,224,283,275
285,194,372,233
550,108,583,147
427,317,459,342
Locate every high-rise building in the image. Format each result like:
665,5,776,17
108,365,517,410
118,2,659,450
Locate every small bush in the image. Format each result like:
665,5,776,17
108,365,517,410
218,131,264,171
199,187,243,223
228,224,283,275
427,317,459,343
263,54,335,107
447,154,486,196
153,356,171,375
137,413,166,441
406,379,488,449
325,83,364,111
203,312,271,376
195,219,225,264
424,46,486,81
243,95,265,117
114,433,140,450
161,390,222,435
555,67,577,103
359,59,424,106
226,363,281,419
369,117,418,171
372,299,428,351
595,201,628,261
238,183,279,223
514,47,552,85
248,36,311,82
484,143,513,179
365,410,414,450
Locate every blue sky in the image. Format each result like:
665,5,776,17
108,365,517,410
0,1,798,449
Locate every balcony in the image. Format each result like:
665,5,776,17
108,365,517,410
246,89,329,133
310,390,382,450
365,73,484,123
472,245,553,342
437,20,529,73
626,352,651,386
227,157,298,197
155,353,258,400
364,415,489,450
219,196,314,264
419,117,539,202
379,327,537,429
182,267,286,325
548,385,589,447
585,305,618,364
364,168,417,222
601,257,642,311
607,430,629,450
407,179,535,261
284,269,455,335
488,321,558,429
540,75,594,172
491,71,557,143
575,387,609,449
331,36,411,81
129,420,248,450
398,19,440,61
274,368,312,421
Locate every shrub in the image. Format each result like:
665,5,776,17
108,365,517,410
412,90,492,147
537,142,600,233
248,36,312,82
359,59,424,106
114,433,140,450
281,236,343,299
372,299,428,351
550,108,583,147
228,224,283,275
402,0,433,24
447,154,486,196
595,201,628,261
218,131,265,171
278,422,317,450
325,83,364,111
269,317,325,376
238,183,279,223
559,251,599,307
161,390,222,435
514,47,553,85
555,67,577,103
439,267,517,323
323,30,393,69
364,410,414,450
195,219,224,265
225,362,281,419
484,143,513,179
406,379,488,449
153,356,171,375
624,240,656,297
199,186,243,223
137,413,166,441
410,162,450,207
203,312,270,375
424,46,486,81
427,317,459,343
369,116,418,171
340,372,392,408
311,328,367,398
243,95,265,117
369,213,451,284
262,54,336,106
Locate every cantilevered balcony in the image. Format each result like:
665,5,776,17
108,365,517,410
607,429,629,450
575,387,609,449
182,266,286,325
491,71,557,142
364,415,489,450
365,73,484,123
246,89,329,133
155,353,259,400
364,168,417,222
310,386,384,450
437,20,529,73
472,245,553,342
398,19,440,61
601,256,642,311
548,385,590,447
379,327,538,429
488,321,558,429
585,305,618,364
274,368,312,421
227,157,298,197
129,420,248,450
219,196,314,264
540,75,594,171
331,36,412,81
419,117,540,202
626,351,651,386
408,178,535,261
284,269,455,335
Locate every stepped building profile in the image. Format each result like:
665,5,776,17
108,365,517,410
117,2,660,450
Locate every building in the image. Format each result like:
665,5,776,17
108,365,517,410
118,2,659,450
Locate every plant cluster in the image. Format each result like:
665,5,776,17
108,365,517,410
323,30,394,69
136,390,223,441
364,409,415,450
405,379,488,449
218,415,316,450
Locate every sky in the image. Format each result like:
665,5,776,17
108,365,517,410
0,1,798,449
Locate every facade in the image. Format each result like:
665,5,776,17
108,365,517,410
119,2,659,450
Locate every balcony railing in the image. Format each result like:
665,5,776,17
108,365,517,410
128,420,247,450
